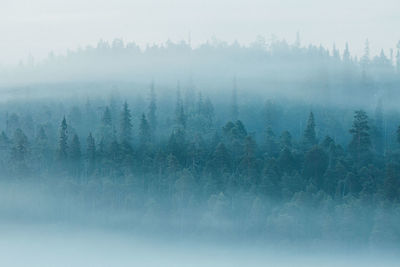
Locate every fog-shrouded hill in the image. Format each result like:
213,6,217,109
1,38,400,109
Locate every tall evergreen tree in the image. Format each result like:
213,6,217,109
175,89,186,128
139,113,151,147
57,116,68,161
303,112,317,147
120,101,132,145
349,110,371,160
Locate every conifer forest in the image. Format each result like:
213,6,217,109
1,1,400,265
1,40,400,250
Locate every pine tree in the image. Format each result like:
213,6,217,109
303,112,317,147
102,106,112,126
120,101,132,144
349,110,371,160
57,116,68,161
175,89,186,128
139,113,151,147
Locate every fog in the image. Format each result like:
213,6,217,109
1,226,399,267
1,0,400,65
1,1,400,266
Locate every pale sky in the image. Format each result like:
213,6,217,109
0,0,399,65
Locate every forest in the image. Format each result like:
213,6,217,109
0,38,400,248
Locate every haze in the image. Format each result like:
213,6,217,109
0,1,400,266
1,0,399,65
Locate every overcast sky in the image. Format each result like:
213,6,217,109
0,0,399,65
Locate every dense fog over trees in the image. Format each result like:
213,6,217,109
2,38,400,108
2,0,400,264
0,38,400,250
0,36,399,267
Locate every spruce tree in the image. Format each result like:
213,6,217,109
139,113,151,147
120,101,132,145
303,112,317,147
349,110,371,160
57,116,68,161
175,89,186,128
